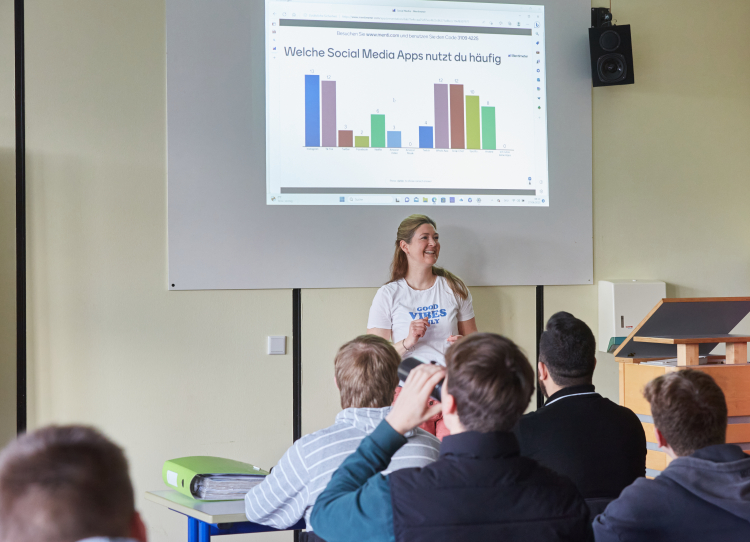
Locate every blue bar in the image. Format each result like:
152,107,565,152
387,131,401,148
419,126,434,148
305,75,320,146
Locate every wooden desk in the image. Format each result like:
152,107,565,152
146,490,304,542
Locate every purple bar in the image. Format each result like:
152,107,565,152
434,84,449,149
321,80,337,147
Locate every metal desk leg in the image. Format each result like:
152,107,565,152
188,517,198,542
199,520,211,542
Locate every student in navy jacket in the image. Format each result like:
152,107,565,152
311,333,591,542
594,369,750,542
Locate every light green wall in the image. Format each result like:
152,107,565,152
21,3,291,541
0,0,17,449
303,285,540,435
1,1,749,541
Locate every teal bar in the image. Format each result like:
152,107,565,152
481,106,496,150
371,115,386,147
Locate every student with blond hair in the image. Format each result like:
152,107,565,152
312,333,590,542
0,425,147,542
368,214,477,437
245,335,439,541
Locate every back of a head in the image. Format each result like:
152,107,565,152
644,369,727,457
0,425,135,542
334,335,400,409
539,311,596,386
445,333,534,432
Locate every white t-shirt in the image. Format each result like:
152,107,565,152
367,276,475,365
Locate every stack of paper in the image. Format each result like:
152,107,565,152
163,456,270,500
641,356,713,367
191,473,266,500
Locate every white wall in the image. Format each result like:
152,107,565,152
0,1,749,542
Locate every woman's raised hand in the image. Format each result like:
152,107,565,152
404,317,430,350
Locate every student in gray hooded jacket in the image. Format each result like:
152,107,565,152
245,335,440,536
594,369,750,542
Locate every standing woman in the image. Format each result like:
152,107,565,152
367,214,477,437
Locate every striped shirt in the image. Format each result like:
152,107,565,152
245,407,440,532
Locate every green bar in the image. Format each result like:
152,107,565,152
371,115,386,147
481,106,496,150
465,96,480,149
355,136,370,147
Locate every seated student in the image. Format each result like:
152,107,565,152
593,369,750,542
514,312,646,514
0,425,147,542
311,333,591,542
245,335,440,539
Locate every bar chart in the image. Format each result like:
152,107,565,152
304,75,498,151
266,1,549,207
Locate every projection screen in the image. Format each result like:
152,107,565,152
167,0,592,289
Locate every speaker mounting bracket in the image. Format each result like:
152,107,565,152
591,7,613,28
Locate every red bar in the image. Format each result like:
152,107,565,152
449,84,465,149
338,130,353,147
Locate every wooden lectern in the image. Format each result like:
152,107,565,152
613,297,750,477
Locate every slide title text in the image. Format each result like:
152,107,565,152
284,47,503,64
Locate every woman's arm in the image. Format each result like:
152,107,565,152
447,318,478,345
457,318,477,336
367,328,391,341
368,319,428,357
368,327,408,357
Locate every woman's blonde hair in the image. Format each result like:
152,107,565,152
389,214,468,301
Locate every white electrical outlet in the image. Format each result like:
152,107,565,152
268,336,287,355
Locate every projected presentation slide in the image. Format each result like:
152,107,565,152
265,0,548,207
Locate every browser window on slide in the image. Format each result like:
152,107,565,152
265,0,548,207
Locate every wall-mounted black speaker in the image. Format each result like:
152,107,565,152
589,25,634,87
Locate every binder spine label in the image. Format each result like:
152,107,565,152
166,470,179,487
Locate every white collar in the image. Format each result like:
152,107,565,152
544,391,598,407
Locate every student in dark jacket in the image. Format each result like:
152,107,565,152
514,312,646,513
311,333,591,542
594,369,750,542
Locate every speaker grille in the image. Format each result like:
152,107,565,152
599,30,621,52
597,54,628,84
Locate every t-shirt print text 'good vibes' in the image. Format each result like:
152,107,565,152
411,304,447,325
368,276,475,365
